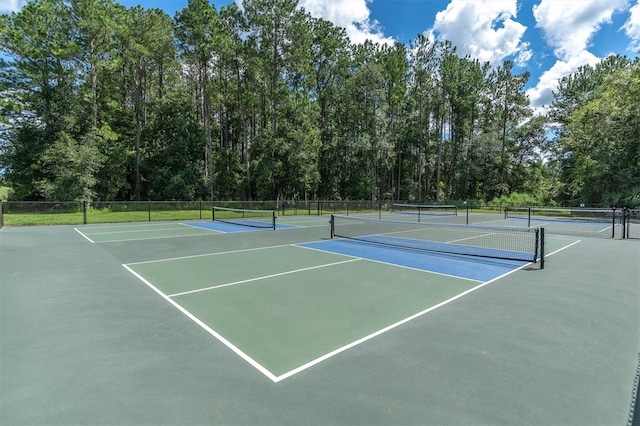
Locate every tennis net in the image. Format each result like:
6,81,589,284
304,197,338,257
504,206,622,238
213,206,276,230
391,203,458,220
330,214,544,267
505,206,621,222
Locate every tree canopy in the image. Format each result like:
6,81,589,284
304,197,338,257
1,0,638,206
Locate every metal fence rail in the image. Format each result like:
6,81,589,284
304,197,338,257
1,200,638,242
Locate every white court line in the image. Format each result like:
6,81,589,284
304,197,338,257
74,228,95,243
276,237,585,382
90,231,222,244
468,218,514,225
598,226,613,234
274,259,533,382
447,233,495,244
122,264,279,383
295,244,483,283
123,252,483,384
126,243,294,266
123,237,581,383
79,222,195,231
545,239,582,256
168,259,360,297
85,225,204,236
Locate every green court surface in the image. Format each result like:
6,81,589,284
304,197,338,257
1,213,639,425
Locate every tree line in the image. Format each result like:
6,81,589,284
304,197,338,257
1,0,638,206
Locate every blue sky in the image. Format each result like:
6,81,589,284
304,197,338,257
2,0,640,111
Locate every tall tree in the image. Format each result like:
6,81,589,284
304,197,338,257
309,17,350,198
408,34,440,201
0,0,92,199
175,0,221,201
550,55,636,205
439,52,488,199
556,58,639,204
379,42,409,202
487,60,531,198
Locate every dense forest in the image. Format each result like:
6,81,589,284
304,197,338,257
1,0,638,206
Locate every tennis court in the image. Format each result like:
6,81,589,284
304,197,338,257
1,211,639,425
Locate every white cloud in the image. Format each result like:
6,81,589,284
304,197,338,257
431,0,530,66
533,0,628,61
235,0,394,45
298,0,394,45
234,0,393,45
0,0,26,14
298,0,369,29
526,0,631,113
526,50,600,111
622,0,640,52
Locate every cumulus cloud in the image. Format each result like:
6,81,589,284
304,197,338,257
431,0,531,67
622,0,640,52
526,50,600,111
298,0,394,45
234,0,393,45
234,0,394,45
0,0,26,14
527,0,629,111
533,0,628,61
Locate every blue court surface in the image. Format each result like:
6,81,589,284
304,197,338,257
299,239,528,282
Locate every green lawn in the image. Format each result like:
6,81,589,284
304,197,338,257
0,186,10,199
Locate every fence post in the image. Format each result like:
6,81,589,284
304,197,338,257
148,200,151,222
0,199,3,228
611,207,616,238
83,201,87,224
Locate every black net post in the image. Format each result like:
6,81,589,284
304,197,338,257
527,207,532,227
330,214,335,238
466,203,469,225
0,199,3,228
148,200,151,222
83,201,87,224
539,227,545,269
611,207,616,238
